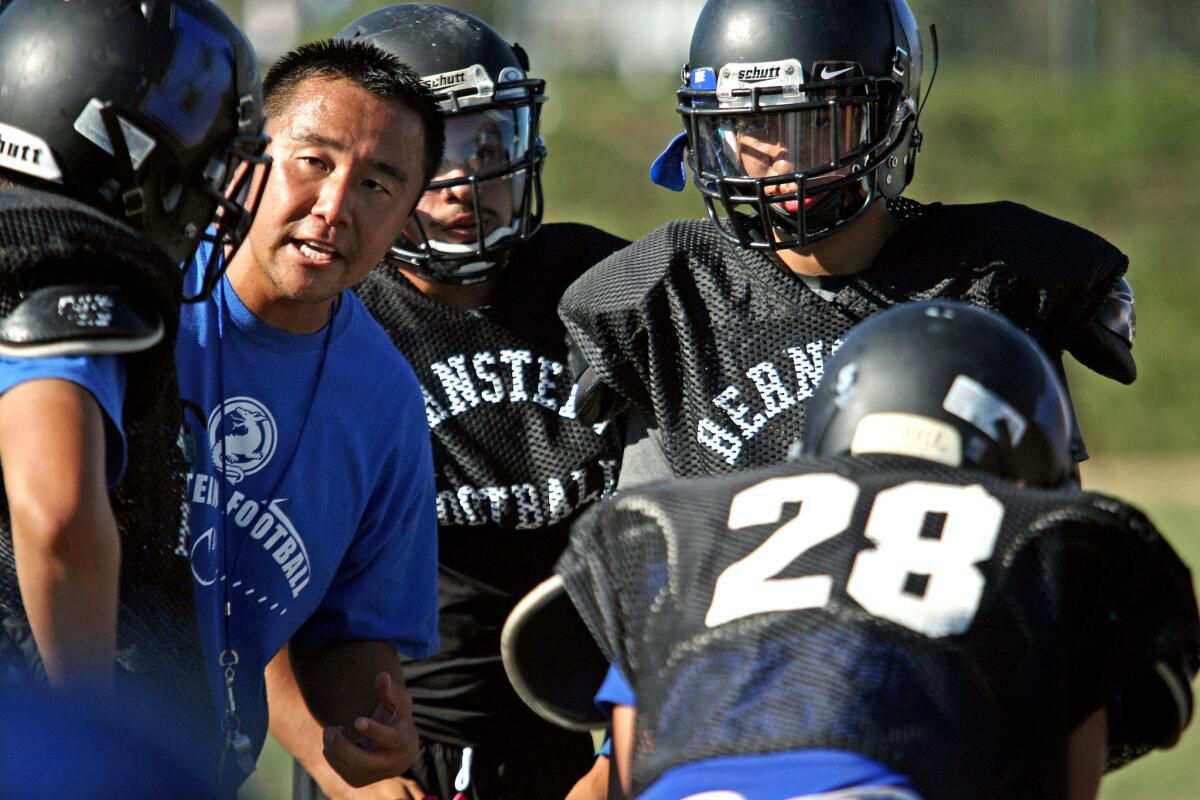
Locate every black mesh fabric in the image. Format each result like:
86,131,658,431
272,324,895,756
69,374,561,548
0,190,214,752
559,455,1199,799
559,199,1128,478
353,222,627,745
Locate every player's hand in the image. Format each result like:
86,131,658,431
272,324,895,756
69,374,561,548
565,755,610,800
322,672,420,788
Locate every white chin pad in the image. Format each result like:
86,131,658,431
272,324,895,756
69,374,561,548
427,224,515,255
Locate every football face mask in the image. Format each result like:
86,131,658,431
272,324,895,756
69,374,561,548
408,108,531,244
399,101,543,284
695,92,874,240
685,62,894,248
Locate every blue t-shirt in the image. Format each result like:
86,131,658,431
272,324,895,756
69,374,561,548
176,247,439,790
595,665,915,800
0,354,127,485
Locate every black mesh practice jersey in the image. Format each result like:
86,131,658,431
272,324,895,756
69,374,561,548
559,200,1128,478
559,455,1199,799
0,190,214,747
354,222,627,745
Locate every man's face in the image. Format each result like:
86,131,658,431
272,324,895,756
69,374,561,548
407,110,518,246
239,76,427,307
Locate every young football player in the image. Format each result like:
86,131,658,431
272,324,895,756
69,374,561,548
560,0,1137,482
269,6,628,800
511,301,1198,800
0,0,267,756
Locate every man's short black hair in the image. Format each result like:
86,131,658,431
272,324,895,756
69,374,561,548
263,39,445,186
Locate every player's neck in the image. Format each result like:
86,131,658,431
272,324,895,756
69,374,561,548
773,200,899,278
399,267,499,311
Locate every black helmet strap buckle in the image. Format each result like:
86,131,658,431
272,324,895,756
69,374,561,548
121,187,146,218
97,102,145,221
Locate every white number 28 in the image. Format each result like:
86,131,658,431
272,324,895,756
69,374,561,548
704,475,1004,637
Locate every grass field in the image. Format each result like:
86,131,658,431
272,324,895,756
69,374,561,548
1082,457,1200,800
241,457,1200,799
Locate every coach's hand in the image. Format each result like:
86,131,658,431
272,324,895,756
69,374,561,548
322,672,420,788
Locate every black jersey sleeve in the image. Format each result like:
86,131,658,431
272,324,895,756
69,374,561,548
1029,494,1199,767
558,223,694,418
556,501,652,681
978,202,1130,371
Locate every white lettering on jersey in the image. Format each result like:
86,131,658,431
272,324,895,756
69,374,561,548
499,349,533,402
423,385,451,428
473,352,506,403
706,477,1004,638
697,338,843,465
422,349,605,432
430,355,482,415
532,356,564,411
434,460,619,529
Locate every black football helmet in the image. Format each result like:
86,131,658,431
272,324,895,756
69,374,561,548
0,0,270,300
801,301,1075,488
675,0,923,250
337,4,546,285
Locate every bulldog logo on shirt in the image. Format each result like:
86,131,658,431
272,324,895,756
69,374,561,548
207,396,278,485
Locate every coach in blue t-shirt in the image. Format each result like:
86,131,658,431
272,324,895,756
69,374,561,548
173,40,447,794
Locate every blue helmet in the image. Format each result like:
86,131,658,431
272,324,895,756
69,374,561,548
0,0,270,298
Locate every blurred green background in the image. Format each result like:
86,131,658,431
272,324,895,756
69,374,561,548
221,1,1199,797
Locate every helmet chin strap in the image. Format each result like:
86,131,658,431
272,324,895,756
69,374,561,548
97,103,146,221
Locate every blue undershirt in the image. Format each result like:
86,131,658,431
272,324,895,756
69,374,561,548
595,664,916,799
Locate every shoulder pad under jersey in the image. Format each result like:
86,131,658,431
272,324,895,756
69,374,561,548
0,283,162,358
1069,276,1136,384
566,336,629,426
